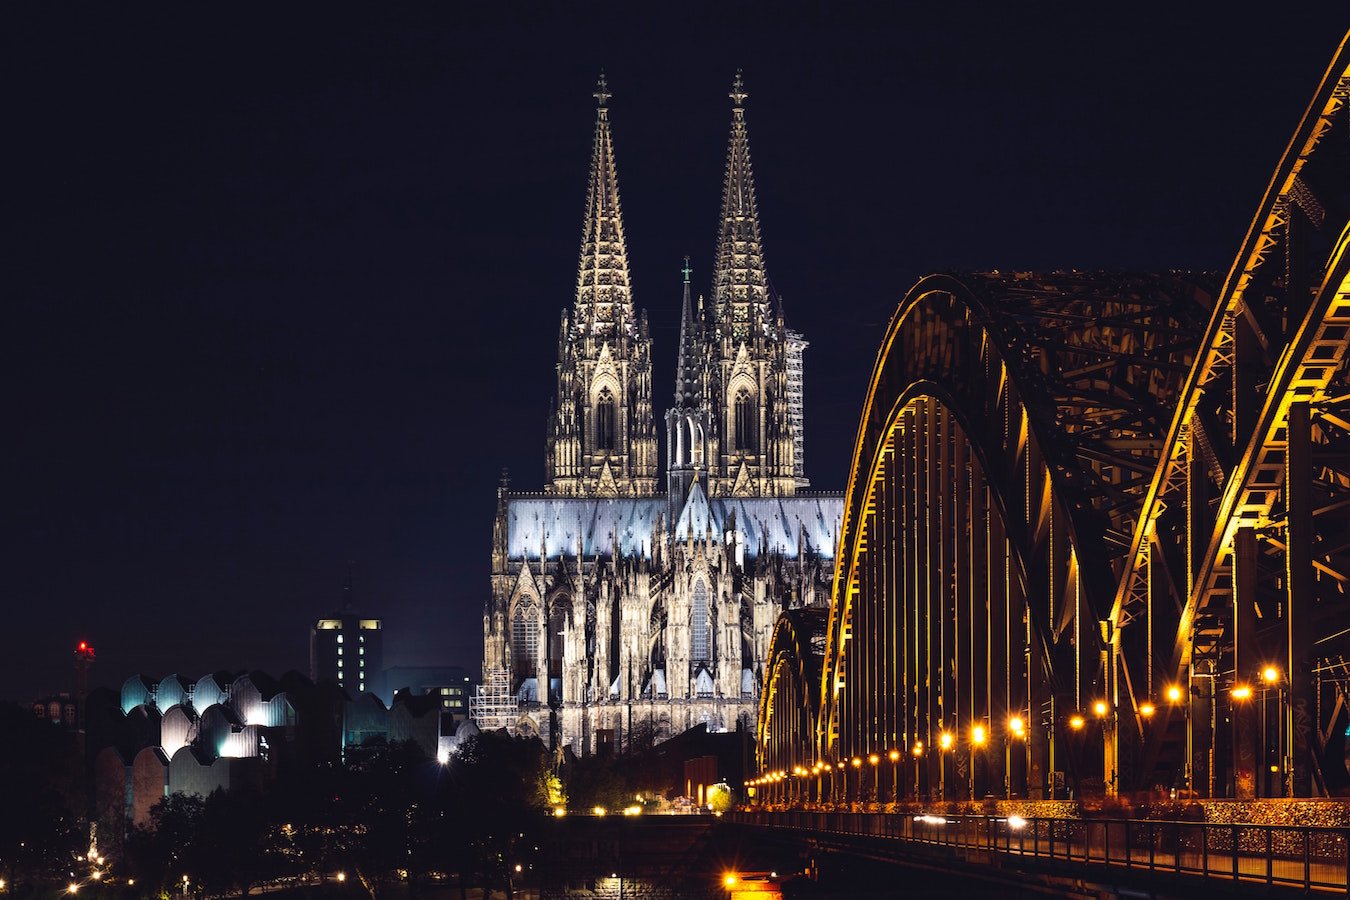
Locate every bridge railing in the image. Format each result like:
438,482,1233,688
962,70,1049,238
733,810,1350,892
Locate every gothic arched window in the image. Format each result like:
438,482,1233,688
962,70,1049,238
511,601,539,685
596,389,616,451
734,389,754,451
691,579,711,667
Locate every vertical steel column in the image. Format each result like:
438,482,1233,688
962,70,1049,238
1285,400,1311,797
1232,526,1259,800
1185,425,1207,796
915,401,933,794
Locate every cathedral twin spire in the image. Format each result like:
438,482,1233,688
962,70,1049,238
573,73,636,342
547,72,804,499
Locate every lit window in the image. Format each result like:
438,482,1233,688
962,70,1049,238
359,682,365,691
359,647,364,655
595,388,616,450
359,635,365,644
337,635,343,644
338,648,343,656
692,580,711,665
359,660,365,668
441,688,452,695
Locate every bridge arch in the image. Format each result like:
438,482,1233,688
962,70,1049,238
760,32,1350,804
817,272,1212,799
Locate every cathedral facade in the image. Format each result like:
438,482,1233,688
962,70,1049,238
482,75,842,756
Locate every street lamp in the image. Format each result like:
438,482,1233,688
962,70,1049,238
971,724,988,800
912,741,924,801
938,732,953,800
1007,715,1027,799
1068,715,1085,731
888,748,901,803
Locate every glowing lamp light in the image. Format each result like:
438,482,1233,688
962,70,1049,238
971,724,987,746
514,864,522,873
868,753,880,766
336,872,346,883
851,757,862,768
888,749,901,762
1009,716,1025,738
1069,715,1086,731
912,742,924,757
1232,684,1253,701
1093,700,1109,717
724,874,739,887
593,806,607,817
68,884,79,895
939,732,953,750
1262,666,1280,685
1007,814,1028,830
1167,684,1184,703
91,873,101,881
836,762,845,770
1139,702,1156,718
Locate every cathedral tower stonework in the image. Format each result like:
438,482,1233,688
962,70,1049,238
484,75,841,755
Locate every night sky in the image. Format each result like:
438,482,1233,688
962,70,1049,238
7,5,1347,701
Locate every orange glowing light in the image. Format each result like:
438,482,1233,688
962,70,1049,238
1232,684,1253,701
888,749,901,762
1069,715,1086,731
938,732,953,750
1139,702,1156,718
1166,684,1183,703
1009,716,1025,737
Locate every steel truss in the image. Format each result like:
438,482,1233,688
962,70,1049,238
757,33,1350,803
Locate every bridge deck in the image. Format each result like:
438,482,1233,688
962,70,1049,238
736,810,1350,893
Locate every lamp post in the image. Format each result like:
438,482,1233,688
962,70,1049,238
938,732,953,800
912,742,924,801
888,749,901,803
1261,665,1282,797
971,725,988,800
1007,715,1026,798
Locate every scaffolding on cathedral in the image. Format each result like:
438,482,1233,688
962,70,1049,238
470,668,518,731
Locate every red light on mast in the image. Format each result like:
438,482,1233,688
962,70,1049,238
79,642,87,651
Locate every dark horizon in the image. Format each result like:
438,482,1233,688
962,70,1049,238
8,5,1347,701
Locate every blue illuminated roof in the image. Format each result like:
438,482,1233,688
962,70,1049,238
504,491,841,561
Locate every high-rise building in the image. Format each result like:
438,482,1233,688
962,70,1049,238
481,74,843,755
310,577,383,696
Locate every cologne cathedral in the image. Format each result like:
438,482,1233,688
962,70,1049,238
481,75,842,755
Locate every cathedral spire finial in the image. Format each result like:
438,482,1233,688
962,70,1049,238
682,255,691,285
729,69,748,108
593,71,612,109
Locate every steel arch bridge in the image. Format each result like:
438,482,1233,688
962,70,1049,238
756,33,1350,804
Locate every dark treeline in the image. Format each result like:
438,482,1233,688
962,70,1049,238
1,705,551,900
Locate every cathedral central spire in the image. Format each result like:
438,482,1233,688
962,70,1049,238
575,72,635,341
711,70,769,345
